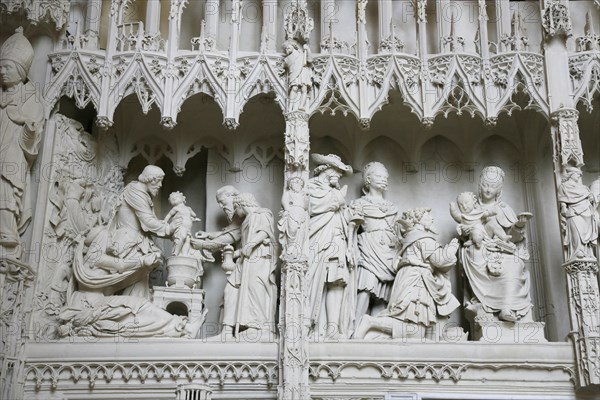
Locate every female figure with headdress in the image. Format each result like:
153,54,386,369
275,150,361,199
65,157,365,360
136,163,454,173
459,166,534,323
348,162,400,325
0,27,45,258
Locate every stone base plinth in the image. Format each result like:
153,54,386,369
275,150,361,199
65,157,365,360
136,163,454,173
473,320,547,344
152,286,206,328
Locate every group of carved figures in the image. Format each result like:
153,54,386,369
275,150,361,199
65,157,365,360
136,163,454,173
49,152,598,341
1,28,599,341
291,156,544,341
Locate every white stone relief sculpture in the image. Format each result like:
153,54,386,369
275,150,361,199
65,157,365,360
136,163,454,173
457,167,545,342
592,178,600,242
283,39,313,112
34,115,122,339
307,153,355,339
165,191,202,257
558,167,598,262
349,162,400,325
164,191,212,290
354,208,462,341
450,192,514,253
193,185,242,338
59,166,202,338
0,28,45,260
226,192,278,339
279,177,309,261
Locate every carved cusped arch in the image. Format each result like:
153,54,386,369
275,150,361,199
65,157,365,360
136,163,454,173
45,53,103,115
237,56,287,116
108,54,166,121
490,53,549,120
310,56,360,118
368,55,423,122
171,55,228,124
571,57,600,113
429,55,486,122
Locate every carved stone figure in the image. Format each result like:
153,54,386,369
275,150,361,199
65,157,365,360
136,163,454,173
165,191,201,257
228,192,278,338
459,166,535,324
354,208,460,340
283,39,312,112
59,165,201,338
0,27,45,259
592,178,600,241
193,185,242,338
450,192,512,253
279,176,309,261
348,162,400,325
306,153,355,339
558,166,598,261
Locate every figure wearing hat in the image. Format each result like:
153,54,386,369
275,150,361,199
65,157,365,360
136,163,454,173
0,27,45,258
306,153,355,339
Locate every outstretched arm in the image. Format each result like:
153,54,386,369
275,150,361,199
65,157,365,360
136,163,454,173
449,202,462,223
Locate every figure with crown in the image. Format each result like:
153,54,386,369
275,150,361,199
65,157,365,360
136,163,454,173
0,27,45,259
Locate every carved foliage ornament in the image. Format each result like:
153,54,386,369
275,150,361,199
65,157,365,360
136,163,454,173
542,0,573,38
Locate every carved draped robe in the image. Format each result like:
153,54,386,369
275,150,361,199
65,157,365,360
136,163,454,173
351,197,399,302
460,200,532,318
232,208,278,332
0,81,44,248
558,179,598,260
306,178,355,336
380,230,459,327
60,181,187,338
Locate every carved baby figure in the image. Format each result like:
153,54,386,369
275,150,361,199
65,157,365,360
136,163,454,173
452,192,510,244
164,191,201,257
451,192,513,277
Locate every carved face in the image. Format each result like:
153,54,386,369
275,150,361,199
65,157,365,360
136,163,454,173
0,60,22,88
325,168,342,188
169,193,184,206
457,194,475,213
217,193,235,221
366,166,388,192
147,178,163,197
479,180,502,203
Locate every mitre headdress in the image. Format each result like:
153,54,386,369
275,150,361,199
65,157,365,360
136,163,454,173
1,27,34,75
